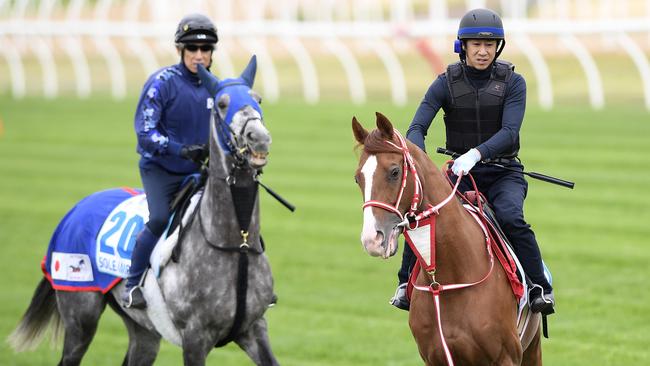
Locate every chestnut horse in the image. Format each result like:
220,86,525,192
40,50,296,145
352,112,542,365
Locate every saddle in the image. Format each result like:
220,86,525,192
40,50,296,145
459,190,525,299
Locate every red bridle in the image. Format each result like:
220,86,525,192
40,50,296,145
361,129,461,227
361,129,423,223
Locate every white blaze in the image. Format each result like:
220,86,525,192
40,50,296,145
361,155,378,241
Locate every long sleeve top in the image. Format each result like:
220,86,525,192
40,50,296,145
134,62,212,174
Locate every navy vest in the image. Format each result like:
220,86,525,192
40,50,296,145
443,60,519,158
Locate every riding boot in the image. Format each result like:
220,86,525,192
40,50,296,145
521,259,555,315
122,226,158,309
529,285,555,315
389,283,410,311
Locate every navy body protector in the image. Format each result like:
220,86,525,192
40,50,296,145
443,60,519,159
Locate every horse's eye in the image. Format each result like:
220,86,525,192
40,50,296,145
217,95,230,110
390,167,400,180
389,167,400,180
354,175,359,184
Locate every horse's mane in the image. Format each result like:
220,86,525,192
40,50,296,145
361,129,402,155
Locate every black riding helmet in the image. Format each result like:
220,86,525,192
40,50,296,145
454,8,506,62
175,13,218,44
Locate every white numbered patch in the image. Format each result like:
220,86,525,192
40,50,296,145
406,223,433,267
51,252,94,282
206,97,214,109
95,194,149,277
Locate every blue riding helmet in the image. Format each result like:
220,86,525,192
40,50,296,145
454,8,506,60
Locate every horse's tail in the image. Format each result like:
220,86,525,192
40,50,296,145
7,278,63,352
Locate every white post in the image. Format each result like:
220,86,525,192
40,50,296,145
93,0,126,99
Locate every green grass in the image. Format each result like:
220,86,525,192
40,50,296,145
1,97,649,365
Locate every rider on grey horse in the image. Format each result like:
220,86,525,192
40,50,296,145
123,13,217,308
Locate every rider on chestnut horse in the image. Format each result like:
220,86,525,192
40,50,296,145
390,8,555,316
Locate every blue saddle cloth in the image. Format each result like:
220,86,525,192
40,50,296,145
42,187,146,293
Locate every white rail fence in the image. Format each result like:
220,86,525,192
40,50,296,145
1,0,649,109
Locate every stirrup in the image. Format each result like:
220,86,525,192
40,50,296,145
529,285,554,315
123,286,147,309
389,283,410,311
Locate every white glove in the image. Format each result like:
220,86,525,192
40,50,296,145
451,148,481,176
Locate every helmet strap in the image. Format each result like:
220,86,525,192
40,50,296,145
495,40,506,59
177,44,185,65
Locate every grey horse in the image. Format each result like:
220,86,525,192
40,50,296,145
8,56,279,366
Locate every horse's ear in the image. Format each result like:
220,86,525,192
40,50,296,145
240,55,257,88
375,112,394,139
197,64,220,96
352,117,368,144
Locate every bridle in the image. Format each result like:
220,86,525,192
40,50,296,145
361,129,422,224
212,90,263,166
361,129,462,228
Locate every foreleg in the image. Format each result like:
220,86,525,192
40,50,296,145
234,317,279,366
117,311,161,366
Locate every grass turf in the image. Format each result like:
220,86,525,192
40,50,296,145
0,97,649,365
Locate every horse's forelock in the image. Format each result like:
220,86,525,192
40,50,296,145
363,129,402,155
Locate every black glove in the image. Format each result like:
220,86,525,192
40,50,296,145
180,144,208,163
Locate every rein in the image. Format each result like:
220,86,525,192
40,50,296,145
363,130,495,366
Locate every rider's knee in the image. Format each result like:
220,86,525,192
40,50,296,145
146,219,167,237
496,208,526,231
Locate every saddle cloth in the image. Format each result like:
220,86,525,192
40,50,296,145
42,187,144,293
42,185,203,293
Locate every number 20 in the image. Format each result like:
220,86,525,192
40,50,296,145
99,211,144,259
